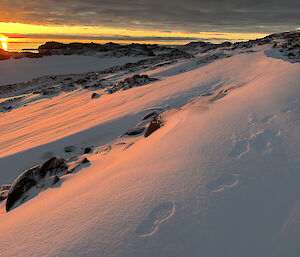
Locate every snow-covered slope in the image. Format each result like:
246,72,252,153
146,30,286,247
0,32,299,256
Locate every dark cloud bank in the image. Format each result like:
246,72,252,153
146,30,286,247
1,0,299,33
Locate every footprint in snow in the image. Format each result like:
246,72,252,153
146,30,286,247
228,139,249,159
229,128,280,158
248,112,277,125
207,174,239,192
136,202,175,237
260,114,276,123
249,129,280,154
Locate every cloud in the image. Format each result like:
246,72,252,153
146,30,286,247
4,32,203,42
0,0,299,33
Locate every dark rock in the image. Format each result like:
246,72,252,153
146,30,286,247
81,158,90,164
37,157,68,179
144,116,164,137
6,157,68,211
142,111,158,120
91,93,100,99
124,126,145,136
64,145,76,153
76,78,87,85
109,74,158,94
84,147,92,154
49,175,60,185
37,41,165,58
6,166,39,211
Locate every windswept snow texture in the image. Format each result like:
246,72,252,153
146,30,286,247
0,32,300,257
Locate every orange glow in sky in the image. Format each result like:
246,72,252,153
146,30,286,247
0,22,269,52
0,22,267,41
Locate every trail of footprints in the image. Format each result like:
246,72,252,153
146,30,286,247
229,113,280,159
208,112,282,193
136,100,299,235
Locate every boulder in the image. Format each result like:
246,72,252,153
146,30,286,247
6,166,39,211
6,157,68,211
84,147,92,154
91,93,100,99
37,157,68,179
81,158,90,164
144,116,164,137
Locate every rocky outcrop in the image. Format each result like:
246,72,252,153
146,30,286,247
6,157,68,211
38,41,168,58
177,41,232,54
108,75,158,94
144,116,164,137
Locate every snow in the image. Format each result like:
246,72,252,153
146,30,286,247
0,42,300,256
0,55,144,85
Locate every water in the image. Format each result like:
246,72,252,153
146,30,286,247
5,42,43,52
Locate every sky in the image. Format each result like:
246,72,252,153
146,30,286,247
0,0,299,50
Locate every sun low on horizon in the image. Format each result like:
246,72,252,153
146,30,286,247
0,35,8,51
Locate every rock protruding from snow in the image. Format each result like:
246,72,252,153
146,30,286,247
144,116,164,137
272,31,300,62
91,92,100,99
6,157,68,211
177,41,232,54
108,75,158,94
84,147,92,154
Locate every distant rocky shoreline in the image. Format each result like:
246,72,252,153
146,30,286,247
0,41,173,60
1,30,299,62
